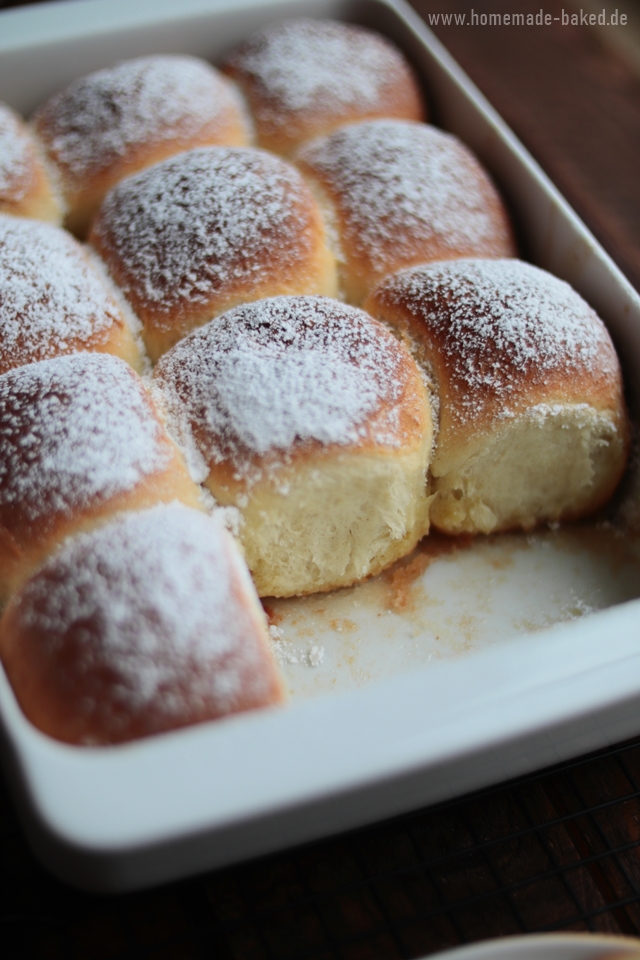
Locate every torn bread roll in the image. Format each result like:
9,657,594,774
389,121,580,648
0,504,285,745
32,55,250,237
0,352,201,601
0,214,141,375
296,119,517,304
91,147,337,361
365,259,629,535
222,18,425,156
153,296,433,597
0,101,62,223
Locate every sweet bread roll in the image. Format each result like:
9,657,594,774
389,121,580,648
296,119,517,304
153,295,433,597
365,259,629,535
0,214,141,376
0,503,285,745
222,18,426,156
91,147,337,361
0,101,62,223
0,353,200,600
33,55,251,237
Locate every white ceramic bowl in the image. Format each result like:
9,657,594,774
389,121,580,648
428,933,640,960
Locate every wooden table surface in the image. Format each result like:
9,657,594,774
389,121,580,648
2,0,640,957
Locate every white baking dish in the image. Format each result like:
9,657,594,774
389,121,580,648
2,0,640,893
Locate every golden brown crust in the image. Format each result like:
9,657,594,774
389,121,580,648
91,148,337,361
297,120,517,304
0,102,62,223
0,505,284,745
153,295,429,490
366,259,630,532
366,259,627,444
0,353,201,601
0,214,142,375
153,296,432,596
222,18,426,156
33,55,250,237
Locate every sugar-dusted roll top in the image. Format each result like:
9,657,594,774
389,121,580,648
368,259,627,453
0,352,200,598
153,295,430,487
296,119,516,304
33,55,251,237
0,214,141,375
366,259,629,534
154,296,433,596
0,504,285,745
91,147,337,361
0,101,62,223
222,18,426,156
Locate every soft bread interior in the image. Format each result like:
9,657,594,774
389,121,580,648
430,403,628,535
208,445,432,597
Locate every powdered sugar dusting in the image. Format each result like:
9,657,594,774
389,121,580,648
34,55,240,181
225,18,414,126
92,147,314,323
0,216,122,371
270,626,325,668
15,504,275,730
0,353,171,524
0,103,30,199
153,296,409,482
298,120,509,271
381,259,617,424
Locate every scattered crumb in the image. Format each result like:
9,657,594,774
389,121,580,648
560,590,597,620
308,644,325,667
271,637,299,665
270,629,325,668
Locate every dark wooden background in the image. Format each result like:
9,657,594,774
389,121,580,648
3,0,640,956
411,0,640,292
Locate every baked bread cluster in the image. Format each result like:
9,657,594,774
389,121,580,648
0,352,284,744
32,55,250,237
0,17,630,745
